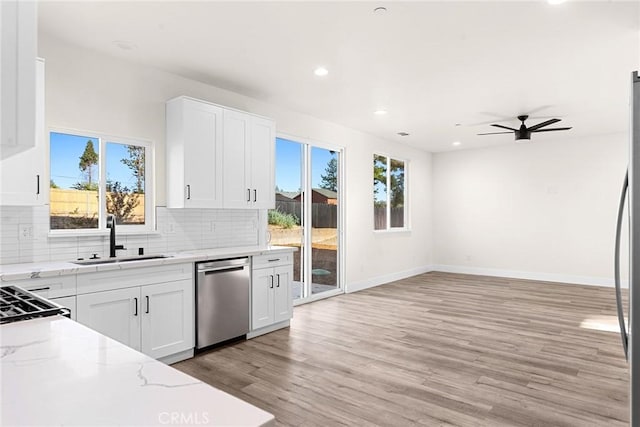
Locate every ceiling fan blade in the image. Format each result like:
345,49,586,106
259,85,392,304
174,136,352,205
477,131,514,135
527,118,561,131
490,124,517,131
531,127,572,133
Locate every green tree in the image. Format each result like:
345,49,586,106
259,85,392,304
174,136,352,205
78,140,98,186
320,156,338,192
120,145,145,193
50,179,59,189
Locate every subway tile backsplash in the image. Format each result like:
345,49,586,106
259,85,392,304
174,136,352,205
0,206,260,265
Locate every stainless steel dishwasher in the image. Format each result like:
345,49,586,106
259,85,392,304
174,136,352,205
196,257,250,349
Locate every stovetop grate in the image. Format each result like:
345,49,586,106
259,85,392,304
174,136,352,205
0,286,68,324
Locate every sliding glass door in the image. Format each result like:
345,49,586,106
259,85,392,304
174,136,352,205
270,137,342,303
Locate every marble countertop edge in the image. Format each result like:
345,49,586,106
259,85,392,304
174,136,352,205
0,245,297,282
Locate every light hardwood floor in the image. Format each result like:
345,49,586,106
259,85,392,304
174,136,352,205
174,272,629,426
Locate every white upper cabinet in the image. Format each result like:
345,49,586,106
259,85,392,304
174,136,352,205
166,97,224,208
222,109,251,209
249,116,276,209
0,58,47,206
222,110,275,209
0,0,37,150
166,96,275,210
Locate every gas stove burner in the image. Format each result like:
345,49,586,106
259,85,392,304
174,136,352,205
0,286,70,324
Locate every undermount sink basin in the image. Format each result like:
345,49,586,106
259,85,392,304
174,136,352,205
72,255,172,266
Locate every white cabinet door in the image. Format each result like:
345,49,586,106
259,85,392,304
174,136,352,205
251,268,275,330
166,97,223,208
0,59,47,205
1,0,37,149
141,279,194,360
250,116,275,209
222,109,251,209
182,100,223,208
273,266,292,324
51,296,76,321
77,288,141,351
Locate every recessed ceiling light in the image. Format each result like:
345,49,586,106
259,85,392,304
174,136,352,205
374,109,388,115
314,67,329,77
547,0,566,4
452,141,461,146
112,40,137,51
374,7,387,14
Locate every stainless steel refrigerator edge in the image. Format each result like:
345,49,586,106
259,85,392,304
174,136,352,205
630,71,640,427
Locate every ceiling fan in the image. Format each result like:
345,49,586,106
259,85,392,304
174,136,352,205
477,115,572,141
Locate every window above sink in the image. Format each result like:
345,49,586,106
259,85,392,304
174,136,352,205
49,129,154,235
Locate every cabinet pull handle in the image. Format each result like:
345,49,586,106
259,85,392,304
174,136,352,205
134,297,138,316
276,274,280,287
268,258,280,262
247,188,251,202
186,185,191,200
270,275,274,289
36,174,40,195
28,286,50,292
145,296,150,314
253,189,257,202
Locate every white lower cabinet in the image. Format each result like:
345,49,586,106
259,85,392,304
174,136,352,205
251,259,293,333
77,279,194,359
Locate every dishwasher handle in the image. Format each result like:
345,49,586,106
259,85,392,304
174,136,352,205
197,257,249,272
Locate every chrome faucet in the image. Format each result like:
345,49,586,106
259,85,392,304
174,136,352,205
106,214,126,257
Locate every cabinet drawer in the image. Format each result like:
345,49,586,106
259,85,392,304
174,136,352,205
77,263,193,295
4,274,76,298
252,253,293,269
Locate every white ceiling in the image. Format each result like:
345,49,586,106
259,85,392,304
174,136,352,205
38,1,639,152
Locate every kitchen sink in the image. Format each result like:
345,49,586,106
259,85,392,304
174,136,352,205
72,255,172,265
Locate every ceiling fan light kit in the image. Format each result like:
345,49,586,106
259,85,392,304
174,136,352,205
477,115,572,141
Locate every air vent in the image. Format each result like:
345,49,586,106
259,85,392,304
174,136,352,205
397,132,410,137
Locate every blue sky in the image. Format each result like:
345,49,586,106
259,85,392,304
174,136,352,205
50,132,141,190
275,137,336,192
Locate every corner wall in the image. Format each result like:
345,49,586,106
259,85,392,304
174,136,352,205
432,134,628,287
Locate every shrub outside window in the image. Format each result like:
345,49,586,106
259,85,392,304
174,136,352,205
373,154,406,230
49,131,153,233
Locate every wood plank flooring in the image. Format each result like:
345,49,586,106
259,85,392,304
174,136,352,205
173,272,629,426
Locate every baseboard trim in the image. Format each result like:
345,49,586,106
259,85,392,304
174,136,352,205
432,264,627,289
346,265,434,293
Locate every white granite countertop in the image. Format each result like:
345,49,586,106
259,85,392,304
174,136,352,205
0,316,275,426
0,245,296,282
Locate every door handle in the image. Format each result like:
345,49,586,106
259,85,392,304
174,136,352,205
145,296,150,314
36,174,40,195
254,189,257,202
247,188,251,202
269,275,274,289
134,297,138,316
276,274,280,287
614,170,629,360
186,184,191,200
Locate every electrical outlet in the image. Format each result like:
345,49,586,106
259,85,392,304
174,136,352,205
166,223,175,234
18,224,34,240
210,221,216,232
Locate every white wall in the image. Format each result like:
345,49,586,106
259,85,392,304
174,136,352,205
432,133,628,286
37,34,434,289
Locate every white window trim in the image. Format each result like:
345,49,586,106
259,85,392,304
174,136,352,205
48,127,155,235
373,152,409,232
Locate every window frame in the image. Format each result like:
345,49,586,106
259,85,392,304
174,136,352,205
373,152,409,232
48,127,154,236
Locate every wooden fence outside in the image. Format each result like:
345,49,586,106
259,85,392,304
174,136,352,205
275,200,337,228
50,188,145,221
374,206,405,229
